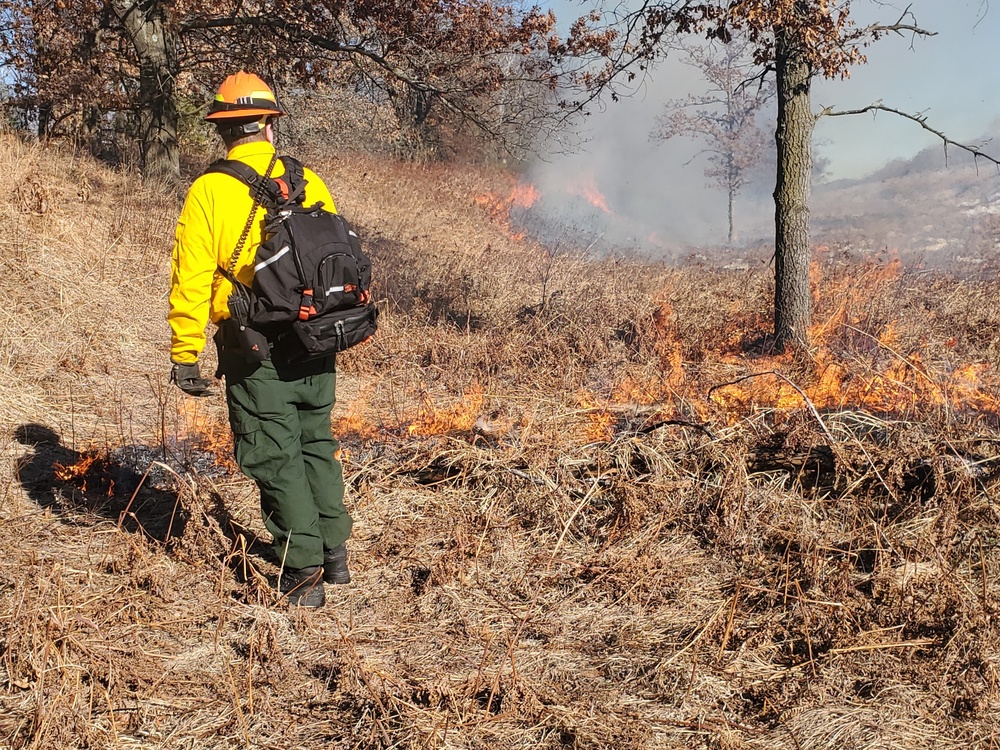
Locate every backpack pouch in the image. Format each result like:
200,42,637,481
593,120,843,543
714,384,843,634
316,252,363,311
286,304,379,360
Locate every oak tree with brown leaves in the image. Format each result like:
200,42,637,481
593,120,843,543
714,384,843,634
0,0,578,177
671,0,935,349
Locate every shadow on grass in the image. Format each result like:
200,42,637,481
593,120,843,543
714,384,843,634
14,423,190,542
13,423,274,586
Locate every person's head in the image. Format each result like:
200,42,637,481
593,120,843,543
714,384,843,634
204,71,285,149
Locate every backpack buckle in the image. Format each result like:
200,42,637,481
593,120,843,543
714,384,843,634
298,290,317,321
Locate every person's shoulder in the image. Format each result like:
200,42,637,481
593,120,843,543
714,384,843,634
300,168,336,212
300,163,328,186
189,161,249,194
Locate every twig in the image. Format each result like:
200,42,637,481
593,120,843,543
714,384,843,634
862,5,936,41
117,461,153,531
794,580,817,677
783,720,805,750
716,583,740,660
829,639,934,655
842,324,937,390
666,599,729,665
979,536,989,611
504,467,551,488
741,583,843,608
708,371,837,445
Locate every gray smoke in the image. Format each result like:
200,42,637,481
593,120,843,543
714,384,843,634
520,1,1000,263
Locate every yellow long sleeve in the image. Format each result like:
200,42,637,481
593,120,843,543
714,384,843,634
168,142,337,363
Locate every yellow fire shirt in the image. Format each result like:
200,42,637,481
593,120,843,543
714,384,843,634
168,141,337,364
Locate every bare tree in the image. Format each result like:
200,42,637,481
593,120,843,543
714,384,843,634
652,39,773,244
569,0,1000,350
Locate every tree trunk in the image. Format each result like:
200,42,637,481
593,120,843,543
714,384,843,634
772,25,815,350
37,103,52,140
110,0,179,179
727,156,737,244
390,82,438,156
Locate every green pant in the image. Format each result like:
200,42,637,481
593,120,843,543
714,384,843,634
221,351,353,571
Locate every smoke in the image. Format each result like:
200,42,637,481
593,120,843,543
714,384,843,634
520,1,1000,262
523,61,742,254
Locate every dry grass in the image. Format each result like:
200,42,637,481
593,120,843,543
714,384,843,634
2,131,1000,749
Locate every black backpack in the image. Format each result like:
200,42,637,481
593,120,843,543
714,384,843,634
206,155,378,360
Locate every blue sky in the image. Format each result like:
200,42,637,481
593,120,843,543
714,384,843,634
813,0,1000,178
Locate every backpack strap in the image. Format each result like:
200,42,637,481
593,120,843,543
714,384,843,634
275,156,308,205
203,155,311,206
204,158,285,207
210,152,279,286
203,158,264,187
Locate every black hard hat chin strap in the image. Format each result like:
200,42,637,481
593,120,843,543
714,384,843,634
217,118,266,139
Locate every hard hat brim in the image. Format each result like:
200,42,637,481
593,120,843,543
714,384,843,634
205,107,285,122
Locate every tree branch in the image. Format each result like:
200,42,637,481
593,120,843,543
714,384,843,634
862,4,936,40
182,15,424,89
819,103,1000,168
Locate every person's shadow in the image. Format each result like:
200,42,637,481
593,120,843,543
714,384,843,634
14,423,190,542
15,423,281,597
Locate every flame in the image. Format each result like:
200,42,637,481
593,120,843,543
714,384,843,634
568,257,1000,440
579,390,617,442
54,451,98,481
509,182,540,209
332,389,380,440
406,385,485,437
567,174,610,214
474,179,539,241
54,450,114,496
177,399,233,458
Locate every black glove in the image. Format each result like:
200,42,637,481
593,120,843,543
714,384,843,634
170,361,215,397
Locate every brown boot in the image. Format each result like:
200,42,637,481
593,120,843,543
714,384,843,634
323,544,351,585
280,565,325,607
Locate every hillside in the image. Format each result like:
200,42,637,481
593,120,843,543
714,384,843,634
810,147,1000,271
3,132,1000,749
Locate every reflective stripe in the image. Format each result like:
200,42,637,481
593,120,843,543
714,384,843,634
325,285,346,295
255,245,290,272
348,230,358,238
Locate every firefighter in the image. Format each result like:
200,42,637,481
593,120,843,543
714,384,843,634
168,71,352,607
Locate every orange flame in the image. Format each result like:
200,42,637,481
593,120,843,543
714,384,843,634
509,182,540,209
177,399,233,459
474,180,540,241
407,385,486,437
332,388,380,440
579,390,617,442
54,450,114,496
54,452,98,481
571,257,1000,440
568,174,610,214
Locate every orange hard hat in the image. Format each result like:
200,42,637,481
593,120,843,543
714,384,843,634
205,71,285,121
